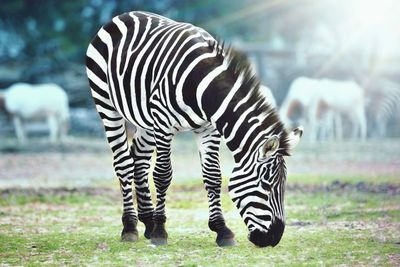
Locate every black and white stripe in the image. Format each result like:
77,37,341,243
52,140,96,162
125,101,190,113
86,11,301,247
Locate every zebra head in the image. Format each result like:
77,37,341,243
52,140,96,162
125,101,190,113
229,126,303,247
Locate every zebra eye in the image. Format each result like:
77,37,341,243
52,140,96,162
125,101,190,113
261,182,271,192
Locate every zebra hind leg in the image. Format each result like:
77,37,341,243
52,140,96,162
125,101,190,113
150,127,174,245
131,129,155,239
196,128,236,247
99,112,138,242
87,49,138,241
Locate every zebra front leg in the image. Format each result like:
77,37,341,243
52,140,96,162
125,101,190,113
150,127,173,245
131,128,155,239
100,113,138,242
196,128,235,247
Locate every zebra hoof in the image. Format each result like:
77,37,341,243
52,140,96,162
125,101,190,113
215,226,235,247
143,222,154,240
144,229,152,239
150,223,168,245
121,231,139,242
216,237,236,247
151,238,168,246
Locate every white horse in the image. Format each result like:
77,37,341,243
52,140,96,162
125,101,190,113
0,83,70,143
280,77,367,141
279,77,320,132
308,79,367,141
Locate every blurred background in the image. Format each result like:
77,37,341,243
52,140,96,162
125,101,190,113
0,0,399,189
0,1,399,265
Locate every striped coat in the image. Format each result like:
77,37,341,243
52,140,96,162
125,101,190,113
86,11,302,247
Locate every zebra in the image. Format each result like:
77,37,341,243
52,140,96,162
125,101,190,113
86,11,303,247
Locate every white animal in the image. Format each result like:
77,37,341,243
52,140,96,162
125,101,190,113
280,77,367,141
279,77,320,129
309,79,367,141
0,83,69,143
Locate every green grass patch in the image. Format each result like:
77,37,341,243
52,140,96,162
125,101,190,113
0,218,398,266
0,193,100,206
1,183,399,266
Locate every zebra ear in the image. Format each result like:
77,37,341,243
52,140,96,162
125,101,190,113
287,126,303,151
261,135,280,158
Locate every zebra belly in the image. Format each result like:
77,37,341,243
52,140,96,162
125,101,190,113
147,95,202,134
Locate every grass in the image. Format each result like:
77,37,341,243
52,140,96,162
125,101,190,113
0,176,399,266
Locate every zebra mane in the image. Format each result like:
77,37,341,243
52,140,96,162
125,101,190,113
218,44,290,155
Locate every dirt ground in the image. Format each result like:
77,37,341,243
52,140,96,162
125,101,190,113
0,136,399,188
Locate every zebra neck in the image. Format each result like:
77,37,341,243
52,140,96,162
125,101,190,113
210,95,280,163
200,66,283,163
221,113,278,163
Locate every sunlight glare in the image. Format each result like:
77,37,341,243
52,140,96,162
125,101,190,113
349,0,399,29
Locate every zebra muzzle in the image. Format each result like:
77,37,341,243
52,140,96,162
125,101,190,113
248,219,285,247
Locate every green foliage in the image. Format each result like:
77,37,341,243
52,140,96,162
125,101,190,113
0,0,292,64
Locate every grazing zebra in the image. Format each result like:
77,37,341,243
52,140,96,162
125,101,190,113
86,11,303,247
